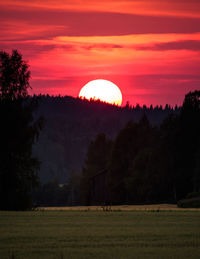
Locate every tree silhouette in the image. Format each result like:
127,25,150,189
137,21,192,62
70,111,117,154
107,115,157,204
0,50,31,100
175,90,200,198
80,133,112,205
0,50,42,210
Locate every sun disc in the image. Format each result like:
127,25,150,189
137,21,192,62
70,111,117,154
79,79,122,106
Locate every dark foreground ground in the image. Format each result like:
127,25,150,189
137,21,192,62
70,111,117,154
0,210,199,258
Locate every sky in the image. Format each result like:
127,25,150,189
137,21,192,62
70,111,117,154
0,0,200,106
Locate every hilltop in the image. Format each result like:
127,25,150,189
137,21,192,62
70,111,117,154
33,95,180,183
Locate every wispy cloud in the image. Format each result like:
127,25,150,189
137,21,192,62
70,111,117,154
0,0,200,105
1,0,200,18
1,7,200,40
135,40,200,52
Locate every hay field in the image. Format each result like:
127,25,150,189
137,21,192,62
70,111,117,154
0,210,200,258
40,204,200,211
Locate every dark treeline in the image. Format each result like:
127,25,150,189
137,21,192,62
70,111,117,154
33,91,200,207
33,94,180,184
1,49,199,209
0,50,43,210
79,91,200,205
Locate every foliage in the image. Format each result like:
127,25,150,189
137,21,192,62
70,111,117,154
177,197,200,208
0,50,42,210
67,170,81,206
32,179,70,206
81,91,200,205
32,90,199,206
178,91,200,197
80,133,112,205
108,115,158,204
32,95,179,183
186,192,200,199
0,49,31,100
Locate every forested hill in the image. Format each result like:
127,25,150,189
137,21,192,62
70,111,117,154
33,95,180,183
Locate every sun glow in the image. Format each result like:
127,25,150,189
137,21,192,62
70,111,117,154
79,79,122,106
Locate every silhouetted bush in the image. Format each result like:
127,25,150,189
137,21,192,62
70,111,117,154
177,197,200,208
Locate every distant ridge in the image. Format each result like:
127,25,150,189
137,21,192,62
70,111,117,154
32,95,180,183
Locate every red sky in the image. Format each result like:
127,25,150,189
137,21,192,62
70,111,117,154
1,0,200,106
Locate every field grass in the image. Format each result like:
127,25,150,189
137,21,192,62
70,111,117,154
40,203,200,211
0,209,200,258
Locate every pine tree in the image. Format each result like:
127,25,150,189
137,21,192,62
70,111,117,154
0,50,43,210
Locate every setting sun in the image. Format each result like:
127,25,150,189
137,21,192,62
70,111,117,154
79,79,122,106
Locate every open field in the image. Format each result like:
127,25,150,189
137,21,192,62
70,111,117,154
0,210,200,259
40,204,200,211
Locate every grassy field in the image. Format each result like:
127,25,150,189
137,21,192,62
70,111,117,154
40,203,200,211
0,209,200,258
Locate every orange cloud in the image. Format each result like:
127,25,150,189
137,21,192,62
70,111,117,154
1,0,200,18
1,0,200,106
